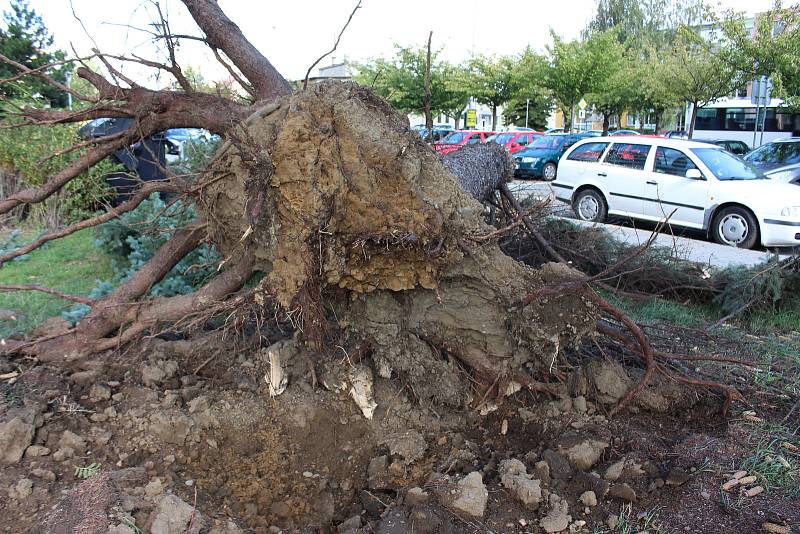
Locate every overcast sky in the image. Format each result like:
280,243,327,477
1,0,779,87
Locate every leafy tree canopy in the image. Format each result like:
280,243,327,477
353,44,470,123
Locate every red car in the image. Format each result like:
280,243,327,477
434,130,495,155
485,131,543,154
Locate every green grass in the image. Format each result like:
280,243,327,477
602,291,715,327
0,228,112,337
590,503,664,534
739,420,800,496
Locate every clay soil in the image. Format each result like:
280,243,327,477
0,324,797,534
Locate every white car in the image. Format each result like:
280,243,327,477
551,137,800,249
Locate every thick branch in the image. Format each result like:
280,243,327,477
181,0,291,100
92,254,255,352
75,225,206,341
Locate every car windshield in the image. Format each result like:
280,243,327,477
487,133,516,145
531,135,567,149
745,141,800,164
440,132,467,144
691,147,766,180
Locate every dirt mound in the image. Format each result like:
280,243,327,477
2,336,797,533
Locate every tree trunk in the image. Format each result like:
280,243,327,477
565,104,574,133
423,31,433,143
491,103,497,131
602,113,610,136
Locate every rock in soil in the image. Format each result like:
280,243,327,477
148,493,206,534
498,458,542,509
539,495,571,533
579,490,598,507
609,483,637,502
0,417,35,464
443,471,488,518
7,478,33,500
378,430,427,464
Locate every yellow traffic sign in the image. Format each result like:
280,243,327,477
578,98,588,110
466,109,477,128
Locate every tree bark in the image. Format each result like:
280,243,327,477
181,0,291,101
602,112,610,136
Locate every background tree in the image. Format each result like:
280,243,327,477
543,33,600,132
438,62,470,128
628,49,681,133
354,45,469,125
658,27,742,138
587,0,708,48
584,30,635,135
465,55,518,131
503,47,553,130
717,4,800,109
0,0,67,107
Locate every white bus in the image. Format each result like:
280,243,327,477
692,97,800,148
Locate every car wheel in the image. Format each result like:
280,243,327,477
572,188,607,223
542,162,557,181
712,206,759,249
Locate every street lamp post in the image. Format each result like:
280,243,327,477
525,98,529,129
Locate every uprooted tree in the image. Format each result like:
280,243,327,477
0,0,742,414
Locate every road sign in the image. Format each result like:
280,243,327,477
466,109,477,128
751,76,773,106
578,98,588,110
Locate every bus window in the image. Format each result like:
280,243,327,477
724,108,756,131
695,108,722,130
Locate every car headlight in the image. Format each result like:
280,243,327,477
520,157,537,163
768,170,796,182
780,206,800,217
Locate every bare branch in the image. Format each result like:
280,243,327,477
0,284,94,305
211,47,255,98
0,53,98,103
0,136,131,216
153,2,193,93
303,0,362,90
0,181,183,265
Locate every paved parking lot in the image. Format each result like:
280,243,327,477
507,180,790,268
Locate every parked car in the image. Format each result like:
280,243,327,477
765,163,800,186
165,128,213,163
434,130,495,155
551,137,800,249
414,124,455,143
485,131,542,154
512,133,598,180
545,128,564,134
78,118,171,206
694,138,750,156
664,130,688,139
609,129,641,136
743,138,800,172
